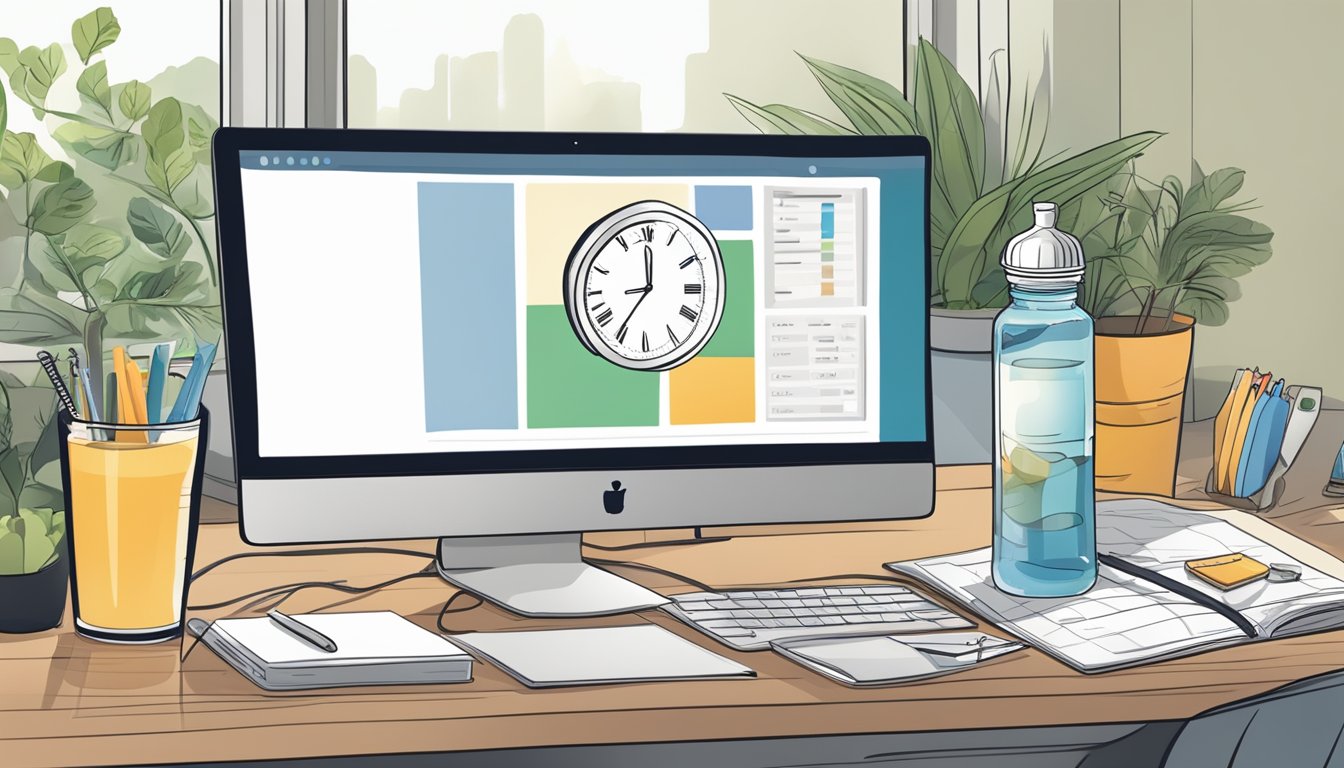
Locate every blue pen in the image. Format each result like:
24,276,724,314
145,343,172,424
168,339,218,422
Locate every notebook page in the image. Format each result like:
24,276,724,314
1097,499,1344,637
892,548,1246,672
213,611,469,665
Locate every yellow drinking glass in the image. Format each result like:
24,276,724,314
58,408,209,643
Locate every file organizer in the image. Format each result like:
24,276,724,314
1205,384,1322,511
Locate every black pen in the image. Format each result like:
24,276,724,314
267,609,338,653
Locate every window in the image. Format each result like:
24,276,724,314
346,0,905,133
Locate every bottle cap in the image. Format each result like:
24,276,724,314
1001,202,1084,285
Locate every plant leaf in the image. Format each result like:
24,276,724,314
724,94,854,135
0,39,19,78
117,79,150,121
141,97,195,194
28,235,81,293
64,223,126,273
28,176,96,236
13,44,67,105
0,74,7,148
0,131,53,188
52,122,135,170
72,7,121,65
0,289,82,344
35,160,73,182
127,197,189,260
799,54,917,136
76,60,113,119
938,131,1161,308
913,37,986,257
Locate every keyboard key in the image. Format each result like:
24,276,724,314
768,608,796,618
911,609,957,620
703,619,742,629
677,601,714,612
797,588,826,597
819,616,846,625
829,596,858,606
735,618,766,629
854,595,881,605
799,616,824,627
861,585,911,595
843,613,876,624
879,612,910,622
736,599,765,609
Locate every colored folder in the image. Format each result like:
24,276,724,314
1236,380,1289,498
1216,370,1256,494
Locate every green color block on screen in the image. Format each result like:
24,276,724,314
822,252,834,262
821,241,834,252
527,305,659,428
702,240,754,357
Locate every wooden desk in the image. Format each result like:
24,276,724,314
6,465,1344,767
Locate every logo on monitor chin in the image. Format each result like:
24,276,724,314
603,481,626,514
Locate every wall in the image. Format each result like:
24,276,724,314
1008,0,1343,417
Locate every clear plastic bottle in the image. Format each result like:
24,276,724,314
992,202,1096,597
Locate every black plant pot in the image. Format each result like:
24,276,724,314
0,553,69,634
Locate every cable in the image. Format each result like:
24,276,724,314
190,546,435,583
581,535,733,552
188,579,350,611
436,590,485,635
587,558,719,593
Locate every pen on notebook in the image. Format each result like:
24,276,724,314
267,610,338,653
36,351,80,418
1098,553,1257,638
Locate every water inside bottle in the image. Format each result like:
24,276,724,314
995,357,1095,592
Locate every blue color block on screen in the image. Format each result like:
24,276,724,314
693,185,753,231
821,202,835,238
418,182,519,431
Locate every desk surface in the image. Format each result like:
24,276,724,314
7,464,1344,768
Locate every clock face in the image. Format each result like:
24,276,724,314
564,201,725,371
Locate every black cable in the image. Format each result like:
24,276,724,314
436,590,485,635
190,546,435,583
188,579,350,611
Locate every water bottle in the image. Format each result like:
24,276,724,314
992,202,1096,597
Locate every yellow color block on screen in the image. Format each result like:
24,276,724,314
821,282,835,296
670,357,755,425
526,183,690,305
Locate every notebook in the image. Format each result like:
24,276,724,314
189,611,473,690
885,499,1344,673
447,624,756,688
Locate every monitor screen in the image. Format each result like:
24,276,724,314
221,136,928,476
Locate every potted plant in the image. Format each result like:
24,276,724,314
0,377,67,633
1078,164,1273,495
727,38,1159,463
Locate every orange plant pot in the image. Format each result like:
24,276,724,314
1094,314,1195,496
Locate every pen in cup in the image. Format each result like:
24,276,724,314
36,351,80,418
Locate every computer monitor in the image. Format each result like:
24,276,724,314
212,129,933,617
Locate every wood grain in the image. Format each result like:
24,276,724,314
4,465,1344,767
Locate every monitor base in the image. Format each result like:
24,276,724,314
436,533,672,618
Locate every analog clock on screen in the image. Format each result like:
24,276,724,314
563,201,725,371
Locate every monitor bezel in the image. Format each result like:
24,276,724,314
213,129,933,481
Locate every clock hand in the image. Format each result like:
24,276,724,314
617,289,650,340
624,287,648,295
644,244,653,290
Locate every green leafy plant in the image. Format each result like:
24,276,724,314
0,376,63,575
726,38,1161,309
1076,162,1274,329
0,6,220,403
0,508,64,575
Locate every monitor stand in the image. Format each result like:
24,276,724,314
436,533,672,617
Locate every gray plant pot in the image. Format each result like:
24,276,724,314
930,307,998,466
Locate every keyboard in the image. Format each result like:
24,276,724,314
662,584,975,651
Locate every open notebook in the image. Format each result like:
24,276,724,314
886,499,1344,673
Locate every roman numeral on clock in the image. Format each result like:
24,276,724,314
679,255,696,269
596,308,614,326
615,235,628,251
679,305,698,322
616,326,628,343
667,324,679,345
641,224,654,242
642,331,649,352
684,283,702,294
666,230,677,245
